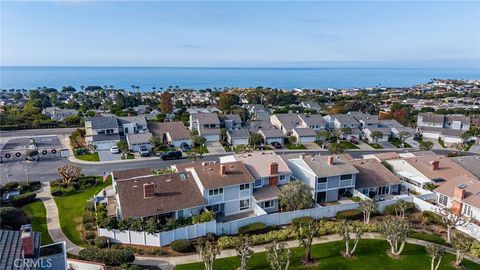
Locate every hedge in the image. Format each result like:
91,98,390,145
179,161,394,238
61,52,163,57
384,201,415,216
170,239,194,253
420,211,442,225
94,236,110,249
19,181,41,193
238,222,271,235
336,209,362,221
10,192,36,207
291,216,314,228
79,248,135,266
4,182,19,191
0,207,27,229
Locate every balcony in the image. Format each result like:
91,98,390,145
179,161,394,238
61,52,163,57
207,194,223,204
339,179,353,187
316,182,327,190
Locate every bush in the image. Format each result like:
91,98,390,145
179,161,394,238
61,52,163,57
471,241,480,258
192,210,215,224
78,176,98,187
218,228,296,249
291,217,314,228
170,239,194,253
83,222,94,231
421,211,442,225
83,211,95,224
4,182,19,190
94,236,110,248
75,148,88,156
336,209,362,221
10,192,36,207
351,196,362,202
79,248,135,266
238,222,270,235
84,231,96,240
0,207,27,229
383,201,415,216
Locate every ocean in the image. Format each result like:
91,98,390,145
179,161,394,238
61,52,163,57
1,66,479,90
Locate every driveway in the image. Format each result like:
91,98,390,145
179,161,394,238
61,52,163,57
355,140,374,150
304,142,322,149
97,150,121,161
377,141,397,149
470,143,480,154
205,142,226,154
406,138,420,149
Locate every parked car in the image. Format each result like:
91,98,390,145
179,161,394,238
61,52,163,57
138,146,150,157
180,142,191,152
270,141,282,149
110,146,120,154
350,136,359,144
161,151,182,160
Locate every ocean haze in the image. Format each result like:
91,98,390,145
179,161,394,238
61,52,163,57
1,66,479,90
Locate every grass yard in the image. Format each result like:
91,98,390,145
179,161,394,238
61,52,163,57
388,138,412,148
54,177,111,246
191,145,209,154
22,199,54,245
75,152,100,162
408,231,448,246
367,142,383,149
335,141,359,149
121,153,135,160
285,143,307,150
176,239,477,270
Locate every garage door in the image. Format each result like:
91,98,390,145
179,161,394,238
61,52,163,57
95,141,116,150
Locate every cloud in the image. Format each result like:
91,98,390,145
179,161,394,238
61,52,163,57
182,44,204,49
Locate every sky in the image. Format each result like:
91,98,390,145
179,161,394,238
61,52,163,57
1,1,479,68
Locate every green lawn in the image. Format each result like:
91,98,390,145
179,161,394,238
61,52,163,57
285,143,307,150
121,153,135,160
335,141,359,149
367,142,383,149
191,145,209,154
22,199,54,245
176,239,477,270
408,231,448,246
388,138,412,148
75,152,100,162
54,177,111,246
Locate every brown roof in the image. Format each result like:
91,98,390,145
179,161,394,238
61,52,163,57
370,152,401,161
116,172,205,218
434,175,480,209
405,155,477,182
112,168,152,181
301,155,359,178
233,151,291,179
419,112,445,124
351,159,402,189
253,185,281,201
149,122,191,140
195,113,220,124
181,161,255,189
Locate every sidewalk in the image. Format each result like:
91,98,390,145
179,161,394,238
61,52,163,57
37,182,83,255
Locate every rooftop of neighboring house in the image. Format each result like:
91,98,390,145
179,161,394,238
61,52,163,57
194,113,221,125
112,168,153,181
253,185,282,201
149,121,191,140
362,127,391,134
419,112,470,125
223,114,242,123
379,119,405,128
404,155,477,183
243,104,266,112
92,133,120,142
226,151,291,179
300,101,321,108
434,175,480,209
328,114,360,126
298,114,326,126
420,126,466,137
43,106,77,115
259,128,286,138
409,151,437,157
363,152,402,161
451,155,480,179
175,161,255,189
117,115,148,126
85,116,119,129
249,121,277,132
295,154,359,178
115,171,205,218
348,111,379,123
126,132,153,145
271,113,302,131
293,127,317,137
227,128,250,138
350,159,403,189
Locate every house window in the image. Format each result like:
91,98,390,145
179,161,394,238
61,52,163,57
240,184,250,190
279,175,287,182
317,177,327,184
260,200,276,209
462,204,472,217
438,194,448,206
340,174,352,180
207,204,221,213
254,179,263,187
208,188,223,196
239,199,250,210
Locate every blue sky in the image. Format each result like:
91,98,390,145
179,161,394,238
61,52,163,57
1,1,479,67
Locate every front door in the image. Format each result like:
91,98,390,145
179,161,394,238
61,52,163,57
269,176,278,186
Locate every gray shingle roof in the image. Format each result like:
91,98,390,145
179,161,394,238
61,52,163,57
127,132,153,145
301,155,359,178
298,114,326,126
331,114,360,126
92,133,120,142
228,128,250,138
86,116,119,129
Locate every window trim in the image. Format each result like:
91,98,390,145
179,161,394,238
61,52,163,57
239,199,250,210
317,177,327,183
254,179,263,187
240,184,250,190
340,174,352,180
208,188,224,196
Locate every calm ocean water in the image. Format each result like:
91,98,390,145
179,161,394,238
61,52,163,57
1,66,479,90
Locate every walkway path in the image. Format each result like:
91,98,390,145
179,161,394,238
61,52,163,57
37,182,83,255
134,232,480,268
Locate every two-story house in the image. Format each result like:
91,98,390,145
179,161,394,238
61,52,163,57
417,112,470,143
84,116,121,150
284,155,359,203
323,114,362,139
243,104,270,121
117,115,148,135
348,111,379,129
223,114,243,130
190,113,221,141
149,121,192,147
220,151,292,213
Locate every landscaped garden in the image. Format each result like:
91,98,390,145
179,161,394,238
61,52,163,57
334,141,359,149
285,143,307,150
388,137,412,148
75,151,100,161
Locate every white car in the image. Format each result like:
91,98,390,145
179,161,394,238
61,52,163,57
110,146,120,154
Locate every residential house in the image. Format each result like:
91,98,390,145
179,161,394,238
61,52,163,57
84,116,121,150
270,113,323,139
350,159,402,197
223,114,243,130
270,113,303,135
379,119,415,139
149,122,192,147
258,128,287,146
299,101,321,112
298,114,327,131
117,115,148,135
362,127,391,143
220,151,292,213
451,155,480,179
417,112,470,143
292,128,317,143
126,132,153,152
348,111,380,129
190,113,221,141
227,128,250,146
285,155,359,203
323,114,362,139
133,105,149,114
243,104,270,121
435,176,480,221
42,106,77,121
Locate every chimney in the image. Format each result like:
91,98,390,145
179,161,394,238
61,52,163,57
220,164,226,176
270,162,279,175
20,224,34,258
453,185,466,201
143,183,155,198
430,160,439,170
327,156,334,166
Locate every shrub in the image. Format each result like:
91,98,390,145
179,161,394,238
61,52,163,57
170,239,194,253
238,222,270,235
83,211,95,224
4,182,19,190
10,192,36,207
421,211,442,225
75,148,88,156
78,176,98,187
84,231,96,240
94,236,110,248
0,207,27,229
79,248,134,266
83,222,94,231
85,201,96,212
336,209,362,221
18,181,41,193
192,210,215,224
218,228,297,249
471,241,480,258
351,196,362,202
291,216,314,228
383,201,415,216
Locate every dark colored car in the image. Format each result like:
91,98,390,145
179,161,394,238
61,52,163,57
270,141,282,149
161,151,183,160
350,136,359,144
180,142,191,152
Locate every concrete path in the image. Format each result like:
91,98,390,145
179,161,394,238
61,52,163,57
205,142,226,154
37,182,83,255
355,140,374,150
134,232,480,268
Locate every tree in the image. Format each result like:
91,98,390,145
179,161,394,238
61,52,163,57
436,207,470,243
340,127,352,140
278,181,314,211
425,244,445,270
339,220,364,257
398,131,411,148
249,133,263,149
219,92,239,112
317,130,329,142
460,131,471,143
188,149,203,161
328,143,345,155
295,218,317,263
358,200,377,224
197,240,220,270
159,92,173,113
380,217,411,256
451,142,465,153
393,200,409,220
370,131,383,144
288,135,297,146
236,235,253,270
419,141,434,151
451,233,472,267
149,136,163,149
266,240,291,270
57,164,81,185
117,140,129,154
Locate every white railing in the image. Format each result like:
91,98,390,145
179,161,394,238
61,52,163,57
353,190,371,201
253,202,268,216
